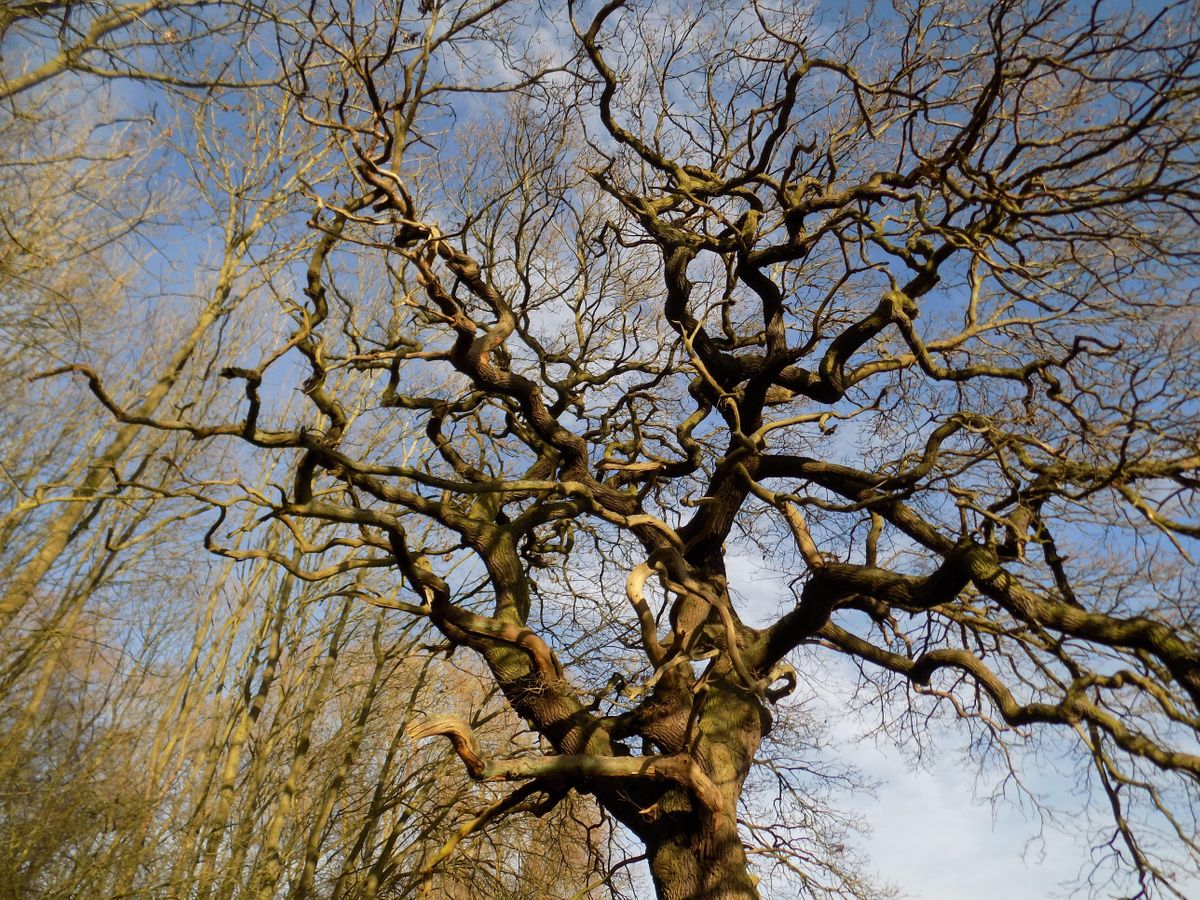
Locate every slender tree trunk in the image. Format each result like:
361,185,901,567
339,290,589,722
251,596,353,899
295,615,390,899
0,297,225,632
195,562,294,898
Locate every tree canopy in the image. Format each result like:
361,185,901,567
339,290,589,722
5,1,1200,898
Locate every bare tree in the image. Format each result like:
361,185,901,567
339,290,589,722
33,0,1200,897
0,0,277,101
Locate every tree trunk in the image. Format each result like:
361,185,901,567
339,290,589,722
646,803,759,900
642,670,765,900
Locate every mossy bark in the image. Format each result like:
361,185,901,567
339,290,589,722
641,673,766,900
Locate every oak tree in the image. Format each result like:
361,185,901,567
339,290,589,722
44,0,1200,897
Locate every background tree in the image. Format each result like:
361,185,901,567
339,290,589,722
12,0,1200,898
1,5,621,898
0,0,273,101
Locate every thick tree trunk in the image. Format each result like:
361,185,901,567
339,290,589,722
646,803,759,900
642,670,766,900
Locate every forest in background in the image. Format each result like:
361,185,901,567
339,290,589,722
0,7,628,896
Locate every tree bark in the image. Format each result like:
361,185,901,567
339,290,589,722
640,669,765,900
646,802,759,900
